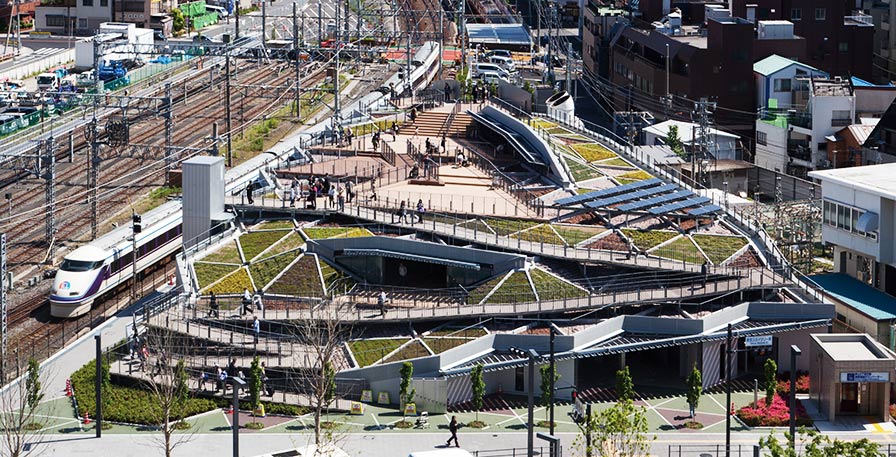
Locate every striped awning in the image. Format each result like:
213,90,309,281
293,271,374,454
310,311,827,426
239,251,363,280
339,248,481,270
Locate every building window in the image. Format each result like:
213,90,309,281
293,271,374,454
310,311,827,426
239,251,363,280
838,42,848,53
815,8,826,20
832,110,851,127
757,131,767,146
78,18,87,28
823,199,878,240
791,8,801,21
82,0,93,6
46,15,66,27
773,78,792,92
100,0,107,5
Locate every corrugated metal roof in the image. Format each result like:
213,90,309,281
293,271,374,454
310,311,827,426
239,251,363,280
753,54,821,77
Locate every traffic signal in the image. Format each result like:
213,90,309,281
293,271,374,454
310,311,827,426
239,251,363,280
398,67,405,80
132,213,142,234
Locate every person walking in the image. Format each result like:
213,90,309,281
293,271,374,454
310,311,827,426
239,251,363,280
253,292,264,312
378,290,388,316
242,288,253,316
416,199,425,223
701,261,708,288
327,185,336,209
446,416,459,447
444,82,452,102
337,185,345,212
391,121,397,141
345,181,354,203
252,316,260,345
289,185,296,207
208,292,219,318
393,200,407,224
218,366,227,393
370,183,378,202
245,182,255,204
441,136,446,154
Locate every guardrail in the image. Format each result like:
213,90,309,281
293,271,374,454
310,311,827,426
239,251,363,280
463,146,546,217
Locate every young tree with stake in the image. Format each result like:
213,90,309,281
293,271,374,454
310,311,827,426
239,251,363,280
470,364,485,427
0,357,49,457
616,365,634,402
539,364,559,425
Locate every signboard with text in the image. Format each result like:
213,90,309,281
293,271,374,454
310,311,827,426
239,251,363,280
360,390,373,402
744,336,774,347
840,372,890,383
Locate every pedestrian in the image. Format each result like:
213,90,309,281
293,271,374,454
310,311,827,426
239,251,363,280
414,125,419,138
393,200,407,224
252,316,260,344
199,371,209,390
253,292,264,312
425,137,432,154
701,261,708,288
444,81,452,101
327,185,336,208
337,185,345,211
242,288,253,316
215,365,224,392
138,343,149,372
289,185,296,207
208,292,219,317
345,181,354,203
228,358,237,380
391,121,397,141
370,183,377,201
441,136,446,154
378,290,388,316
447,415,459,447
245,182,255,204
410,107,417,123
218,367,228,393
416,199,425,223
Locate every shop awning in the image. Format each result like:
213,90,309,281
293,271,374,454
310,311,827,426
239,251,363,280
340,248,481,270
857,211,879,232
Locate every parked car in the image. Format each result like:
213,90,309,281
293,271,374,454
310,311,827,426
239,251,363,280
486,55,516,73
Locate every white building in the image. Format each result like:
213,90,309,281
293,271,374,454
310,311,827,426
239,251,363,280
642,119,739,160
35,0,111,35
755,77,855,177
808,164,896,345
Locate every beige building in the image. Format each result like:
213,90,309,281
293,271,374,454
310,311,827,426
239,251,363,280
809,333,896,423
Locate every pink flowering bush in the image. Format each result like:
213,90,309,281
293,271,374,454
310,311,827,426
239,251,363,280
776,371,810,394
736,392,812,427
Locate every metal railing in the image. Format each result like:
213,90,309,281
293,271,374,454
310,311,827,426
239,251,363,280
463,146,546,217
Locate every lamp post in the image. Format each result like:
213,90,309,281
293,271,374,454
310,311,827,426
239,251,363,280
228,376,246,457
789,345,802,450
549,326,555,435
725,323,732,457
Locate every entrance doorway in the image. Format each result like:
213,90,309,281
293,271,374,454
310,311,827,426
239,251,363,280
840,383,858,414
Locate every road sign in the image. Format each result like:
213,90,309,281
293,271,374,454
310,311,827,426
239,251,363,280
744,335,773,347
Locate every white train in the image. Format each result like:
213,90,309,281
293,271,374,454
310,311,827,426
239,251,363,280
49,41,443,318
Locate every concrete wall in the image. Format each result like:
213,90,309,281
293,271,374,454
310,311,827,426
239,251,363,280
0,48,74,82
775,328,815,373
754,120,790,172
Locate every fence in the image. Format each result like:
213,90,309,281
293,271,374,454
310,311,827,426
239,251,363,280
464,146,546,217
667,443,896,457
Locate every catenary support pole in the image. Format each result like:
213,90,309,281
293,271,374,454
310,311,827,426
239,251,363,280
95,334,102,437
527,353,535,457
549,326,555,435
725,323,732,457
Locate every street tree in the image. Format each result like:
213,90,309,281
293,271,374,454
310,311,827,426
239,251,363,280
615,365,634,402
141,328,197,457
399,362,415,408
575,399,654,457
539,364,559,424
764,358,777,406
470,364,485,425
0,357,50,457
291,301,352,451
666,125,685,157
247,356,263,428
685,364,702,419
760,428,882,456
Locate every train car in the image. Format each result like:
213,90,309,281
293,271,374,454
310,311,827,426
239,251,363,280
50,201,184,318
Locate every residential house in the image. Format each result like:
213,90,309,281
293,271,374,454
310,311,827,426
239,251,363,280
860,0,896,83
35,0,109,34
826,123,877,168
754,54,827,112
643,119,740,160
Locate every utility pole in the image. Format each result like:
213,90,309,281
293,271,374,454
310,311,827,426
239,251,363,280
43,136,56,262
164,82,173,184
565,41,571,93
438,9,444,80
333,1,341,135
549,326,556,435
235,2,240,39
225,46,233,167
725,323,732,457
694,98,717,187
88,114,100,241
293,2,301,117
262,0,267,45
0,232,6,383
318,2,323,46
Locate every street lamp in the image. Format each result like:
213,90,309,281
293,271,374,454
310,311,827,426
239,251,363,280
789,345,802,450
228,376,246,457
510,347,540,457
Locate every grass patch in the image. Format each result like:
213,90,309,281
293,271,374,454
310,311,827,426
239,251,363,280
256,220,295,230
483,271,536,305
467,273,508,305
458,219,494,234
193,262,239,288
239,230,290,261
653,236,705,264
621,229,677,250
423,338,474,354
530,119,557,130
319,258,355,294
383,340,431,363
256,232,304,261
204,267,254,294
249,250,303,290
267,255,324,297
692,235,748,264
485,218,539,236
468,420,487,428
510,224,565,245
427,327,487,337
394,420,413,429
148,186,181,200
244,422,265,430
599,157,633,167
615,178,640,185
351,119,393,136
684,421,703,429
349,338,407,367
571,143,617,162
529,268,588,301
567,161,602,182
201,241,242,264
552,224,606,245
300,227,373,240
617,170,653,181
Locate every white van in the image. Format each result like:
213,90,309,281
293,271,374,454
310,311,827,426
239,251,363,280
473,63,510,79
206,4,228,17
408,450,475,457
487,55,516,73
474,70,508,85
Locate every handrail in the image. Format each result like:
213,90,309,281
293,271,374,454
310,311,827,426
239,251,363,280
463,146,545,217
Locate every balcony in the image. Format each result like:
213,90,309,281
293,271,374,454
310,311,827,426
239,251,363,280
788,140,812,161
845,14,874,26
831,117,852,127
760,109,812,130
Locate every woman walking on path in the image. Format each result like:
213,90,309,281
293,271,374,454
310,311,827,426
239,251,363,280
446,416,459,447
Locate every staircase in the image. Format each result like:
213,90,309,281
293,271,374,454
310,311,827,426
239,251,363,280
400,111,448,137
447,113,474,137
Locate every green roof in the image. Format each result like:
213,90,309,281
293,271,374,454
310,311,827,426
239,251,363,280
753,54,821,77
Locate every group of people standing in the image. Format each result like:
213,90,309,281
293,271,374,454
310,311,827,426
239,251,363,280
392,199,426,224
286,173,354,212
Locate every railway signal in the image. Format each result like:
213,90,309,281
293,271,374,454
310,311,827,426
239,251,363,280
132,213,142,234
